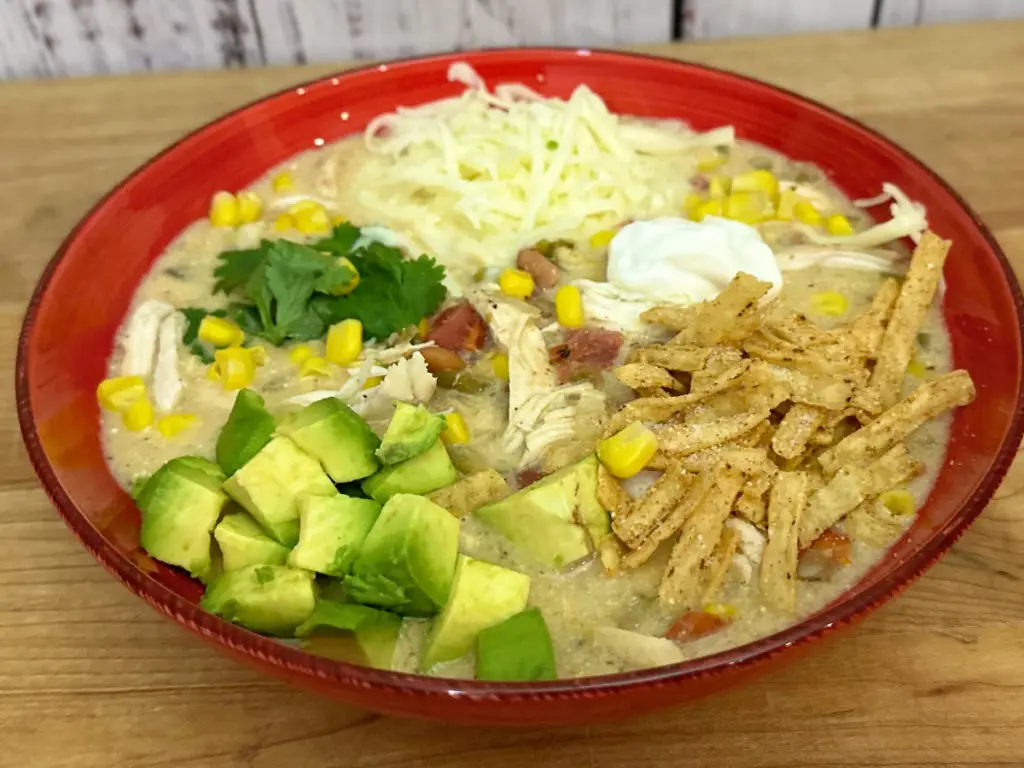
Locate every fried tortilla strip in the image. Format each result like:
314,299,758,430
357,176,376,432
819,370,975,474
612,462,692,549
690,347,747,394
760,471,808,614
848,277,900,359
598,536,625,575
428,469,511,517
646,451,673,471
766,313,838,348
800,443,923,547
772,404,827,459
645,273,772,346
638,303,701,331
597,463,630,519
843,499,907,548
614,363,684,392
701,525,740,602
656,409,772,456
855,233,950,413
766,365,853,410
679,445,774,474
734,480,768,527
629,345,709,372
743,334,860,376
659,467,745,609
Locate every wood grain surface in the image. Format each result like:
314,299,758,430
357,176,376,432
1,20,1023,768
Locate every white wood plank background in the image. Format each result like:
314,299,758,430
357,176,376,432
0,0,1021,80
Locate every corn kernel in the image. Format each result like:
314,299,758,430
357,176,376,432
363,375,383,390
498,268,534,299
326,319,363,365
271,172,294,193
299,356,330,378
731,169,779,199
237,191,263,224
695,149,726,173
693,198,723,221
598,422,659,479
794,201,823,226
703,603,737,619
879,489,916,517
198,316,244,347
417,317,431,340
273,213,293,232
97,375,146,412
825,214,854,236
683,192,705,218
209,191,240,228
329,256,360,296
555,284,584,329
809,290,849,317
708,176,730,199
206,364,221,382
775,188,804,221
122,397,154,431
289,345,314,364
442,412,470,445
906,358,928,378
294,206,331,235
215,347,256,390
723,191,772,225
156,413,199,438
491,353,510,381
248,346,267,366
589,229,616,249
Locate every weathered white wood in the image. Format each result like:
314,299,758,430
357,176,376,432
880,0,1024,26
684,0,876,39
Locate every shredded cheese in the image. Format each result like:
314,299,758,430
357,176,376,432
801,183,928,248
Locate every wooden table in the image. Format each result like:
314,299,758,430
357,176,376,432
2,19,1023,768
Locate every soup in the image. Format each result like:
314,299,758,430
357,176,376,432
100,65,974,680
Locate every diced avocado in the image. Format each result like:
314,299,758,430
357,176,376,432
473,454,611,569
476,608,557,681
222,436,336,547
129,474,150,500
295,600,401,669
376,402,446,466
137,456,228,580
200,564,316,635
216,389,276,476
361,440,459,503
421,555,530,671
344,494,459,616
278,397,380,483
214,511,291,571
287,494,381,576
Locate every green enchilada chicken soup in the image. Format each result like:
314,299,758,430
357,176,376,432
102,64,974,680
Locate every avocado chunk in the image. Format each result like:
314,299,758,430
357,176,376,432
376,402,446,466
200,564,316,635
137,456,228,581
476,608,557,681
216,389,276,476
295,600,401,669
222,436,336,546
279,397,380,483
421,555,531,671
287,494,382,576
473,454,611,569
361,439,459,503
214,511,291,571
344,494,459,616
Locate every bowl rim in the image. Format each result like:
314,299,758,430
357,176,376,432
17,46,1024,701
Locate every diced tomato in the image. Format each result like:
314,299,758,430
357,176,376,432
516,247,560,290
665,611,729,642
797,529,852,581
549,327,624,382
419,346,466,374
808,530,852,564
516,468,545,489
426,302,488,352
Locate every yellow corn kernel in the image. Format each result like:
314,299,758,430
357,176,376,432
708,176,730,199
329,256,360,296
809,290,849,317
198,316,244,347
417,317,430,340
731,169,779,199
491,353,510,381
326,319,363,365
775,189,804,221
273,213,293,232
363,375,383,390
589,229,616,249
825,214,854,236
237,191,263,224
299,356,330,378
723,191,772,225
289,345,314,364
683,192,705,219
703,603,737,619
271,172,294,193
794,201,823,226
209,191,240,228
288,200,331,234
206,364,221,382
248,346,267,366
695,149,727,173
879,489,916,517
442,412,470,445
498,268,534,299
96,375,146,412
156,413,199,438
598,422,659,479
693,198,723,221
555,284,584,329
215,347,256,390
906,358,928,379
122,398,154,432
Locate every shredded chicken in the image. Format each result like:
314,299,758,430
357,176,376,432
152,313,183,412
120,300,175,377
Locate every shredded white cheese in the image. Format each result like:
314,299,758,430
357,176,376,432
379,352,437,404
801,183,928,248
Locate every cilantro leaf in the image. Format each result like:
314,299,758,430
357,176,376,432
181,307,222,363
213,246,267,295
313,221,361,256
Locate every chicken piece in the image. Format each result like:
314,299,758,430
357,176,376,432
120,300,175,377
152,313,183,412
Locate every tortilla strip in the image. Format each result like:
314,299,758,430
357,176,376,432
772,404,827,459
645,273,771,346
848,277,900,359
734,481,768,527
690,347,747,394
598,537,625,575
743,334,860,376
818,370,975,474
614,363,684,392
656,409,772,456
678,444,771,474
843,499,907,548
597,463,630,520
646,451,672,471
855,232,950,413
766,366,853,410
766,314,839,348
612,462,692,549
629,345,709,372
759,471,808,614
638,303,701,331
800,443,922,547
659,467,745,609
701,525,740,603
427,469,510,517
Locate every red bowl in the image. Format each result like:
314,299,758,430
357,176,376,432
17,49,1024,725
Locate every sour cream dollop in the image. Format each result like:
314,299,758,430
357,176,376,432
577,216,783,332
